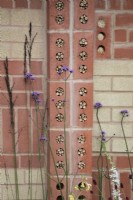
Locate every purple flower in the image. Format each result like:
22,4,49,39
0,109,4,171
62,66,69,71
69,69,74,73
40,135,48,141
101,131,106,142
24,72,35,80
120,110,129,117
32,91,41,104
94,102,102,109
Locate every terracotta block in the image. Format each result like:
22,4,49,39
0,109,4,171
117,156,133,168
123,0,133,10
30,0,42,9
18,109,30,153
115,29,127,42
74,0,94,30
0,155,19,168
48,131,70,175
116,14,133,27
95,0,105,9
114,47,133,59
0,0,12,8
0,76,7,90
72,83,93,128
129,30,133,42
95,14,111,59
73,32,93,80
15,0,28,8
13,77,42,91
108,0,121,10
92,155,113,169
47,0,69,29
120,172,131,199
48,33,69,80
48,82,70,128
20,155,44,168
30,61,43,75
48,177,70,200
71,131,92,174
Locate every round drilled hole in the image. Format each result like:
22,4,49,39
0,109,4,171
56,196,64,200
78,195,86,200
97,32,106,41
97,45,105,54
56,182,64,190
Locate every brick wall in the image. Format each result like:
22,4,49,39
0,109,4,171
93,0,133,199
0,0,46,199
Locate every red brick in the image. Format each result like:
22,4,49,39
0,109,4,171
115,29,126,42
0,76,7,90
13,77,42,91
0,93,27,106
123,0,133,10
2,109,14,153
20,155,44,168
0,0,12,8
108,0,121,10
120,172,131,199
95,0,105,9
31,61,43,75
30,0,42,9
15,0,28,8
0,155,19,168
115,47,133,59
92,155,112,169
116,14,133,27
117,156,133,168
18,109,30,153
129,31,133,42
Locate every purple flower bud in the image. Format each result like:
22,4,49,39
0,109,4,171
69,69,74,73
129,174,132,179
90,190,93,194
24,72,35,80
94,102,102,109
62,66,69,71
120,183,124,188
120,110,129,117
92,179,97,185
40,135,48,141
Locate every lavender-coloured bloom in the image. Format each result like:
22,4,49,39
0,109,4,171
57,69,63,75
31,91,41,104
94,102,102,109
24,72,35,80
62,66,69,71
40,135,48,141
120,109,129,117
69,69,74,73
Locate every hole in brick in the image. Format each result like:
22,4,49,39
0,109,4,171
56,135,64,143
79,113,87,122
78,182,88,191
97,45,105,54
56,161,64,169
79,38,88,47
78,148,86,156
56,100,64,109
78,161,86,169
55,113,64,122
56,148,64,156
97,32,106,41
55,1,64,11
79,100,87,109
79,87,87,96
79,51,88,60
56,196,64,200
78,195,86,200
56,87,64,96
56,182,64,190
56,65,63,74
56,52,64,61
77,135,86,144
97,18,106,28
79,65,87,74
79,14,88,24
79,0,88,10
55,15,64,25
56,38,64,48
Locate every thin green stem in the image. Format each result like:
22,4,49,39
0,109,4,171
121,115,133,191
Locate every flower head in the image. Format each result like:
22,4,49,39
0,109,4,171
120,110,129,117
40,135,48,141
31,91,41,104
24,72,35,80
101,131,106,142
94,102,102,109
